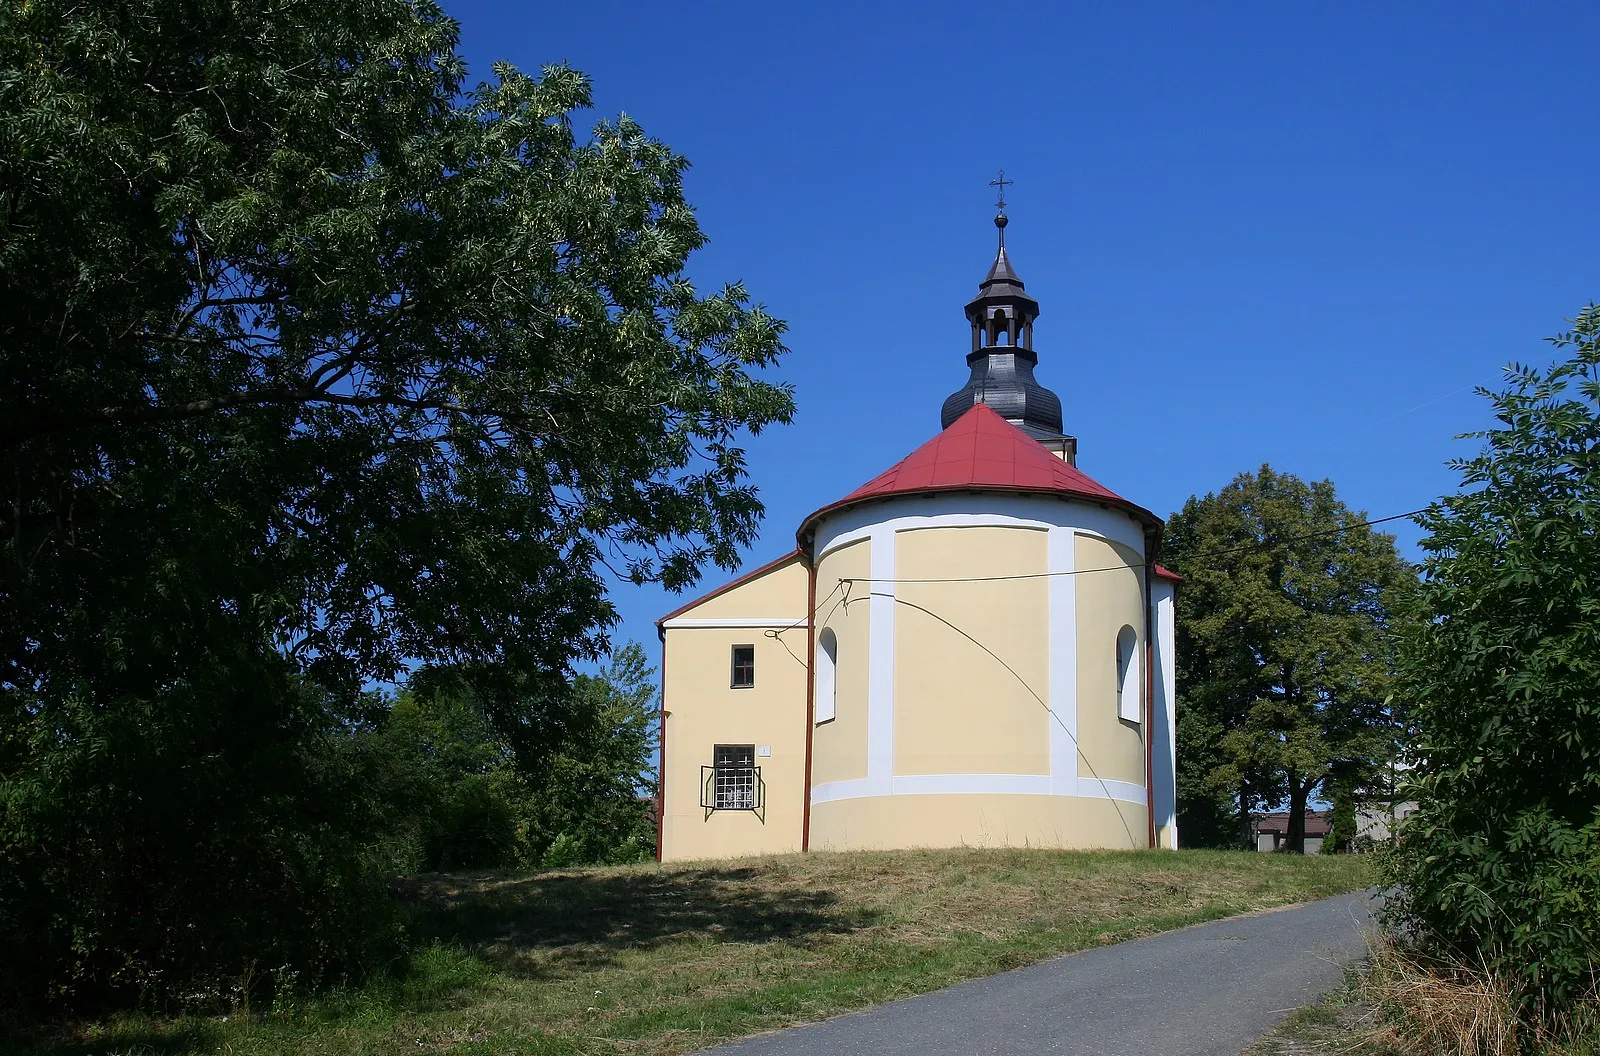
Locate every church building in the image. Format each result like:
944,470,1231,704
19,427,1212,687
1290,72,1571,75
656,207,1180,861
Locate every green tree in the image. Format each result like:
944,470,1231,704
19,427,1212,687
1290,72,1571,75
368,641,659,872
1163,467,1414,851
368,686,524,872
518,642,659,867
0,0,788,1010
1320,775,1357,855
1381,306,1600,1028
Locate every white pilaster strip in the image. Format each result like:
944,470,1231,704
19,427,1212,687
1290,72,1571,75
1047,526,1078,795
866,525,896,793
1153,582,1179,846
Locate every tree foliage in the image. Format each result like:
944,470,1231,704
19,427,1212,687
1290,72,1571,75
516,642,659,867
1381,306,1600,1027
372,642,659,872
1163,466,1414,850
0,0,788,1011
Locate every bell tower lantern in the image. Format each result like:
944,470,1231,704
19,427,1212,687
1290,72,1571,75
940,176,1073,459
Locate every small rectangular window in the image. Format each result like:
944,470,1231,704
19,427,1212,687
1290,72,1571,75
730,644,755,688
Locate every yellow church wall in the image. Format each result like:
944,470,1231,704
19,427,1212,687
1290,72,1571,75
892,525,1050,776
658,557,810,863
675,554,810,621
808,793,1148,852
1073,534,1148,790
810,537,871,787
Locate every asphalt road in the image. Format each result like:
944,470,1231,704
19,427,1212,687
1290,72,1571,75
699,891,1375,1056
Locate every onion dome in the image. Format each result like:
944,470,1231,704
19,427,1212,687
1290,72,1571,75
940,212,1066,440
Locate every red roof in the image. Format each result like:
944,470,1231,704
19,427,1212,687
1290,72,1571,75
798,403,1160,546
1253,811,1333,837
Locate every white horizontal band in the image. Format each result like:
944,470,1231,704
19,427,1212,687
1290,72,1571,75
660,617,806,629
810,773,1147,806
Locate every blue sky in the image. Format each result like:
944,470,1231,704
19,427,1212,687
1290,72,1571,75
443,1,1600,667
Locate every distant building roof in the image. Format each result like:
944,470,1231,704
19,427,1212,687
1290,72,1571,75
1252,810,1333,838
797,403,1161,548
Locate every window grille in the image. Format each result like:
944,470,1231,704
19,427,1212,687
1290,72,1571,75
701,744,763,813
730,645,755,688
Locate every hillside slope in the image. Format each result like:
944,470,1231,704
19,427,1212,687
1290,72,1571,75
21,848,1372,1056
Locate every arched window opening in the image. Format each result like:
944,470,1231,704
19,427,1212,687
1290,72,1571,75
1116,625,1140,723
816,628,838,724
996,328,1010,346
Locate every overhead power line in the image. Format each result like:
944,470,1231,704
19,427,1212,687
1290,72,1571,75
837,507,1430,587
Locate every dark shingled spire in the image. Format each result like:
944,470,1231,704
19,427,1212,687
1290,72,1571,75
940,210,1065,441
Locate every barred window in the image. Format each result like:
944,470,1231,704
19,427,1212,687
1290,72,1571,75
713,744,756,810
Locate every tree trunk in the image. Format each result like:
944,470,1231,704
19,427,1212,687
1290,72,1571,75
1285,778,1309,854
1238,779,1252,850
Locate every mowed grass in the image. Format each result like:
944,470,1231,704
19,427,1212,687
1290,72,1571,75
20,848,1372,1056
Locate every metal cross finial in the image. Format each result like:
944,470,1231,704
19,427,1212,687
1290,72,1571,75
989,169,1014,210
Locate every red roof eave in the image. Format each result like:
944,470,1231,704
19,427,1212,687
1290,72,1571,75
795,404,1163,550
797,483,1162,551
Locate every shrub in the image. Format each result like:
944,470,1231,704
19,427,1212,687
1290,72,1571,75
1380,305,1600,1033
0,676,406,1014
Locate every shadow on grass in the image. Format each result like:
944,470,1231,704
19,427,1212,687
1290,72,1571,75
395,864,877,980
4,867,876,1053
0,1020,223,1056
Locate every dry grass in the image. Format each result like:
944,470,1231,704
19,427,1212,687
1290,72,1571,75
1246,937,1600,1056
1360,941,1600,1056
11,847,1372,1056
1360,941,1523,1056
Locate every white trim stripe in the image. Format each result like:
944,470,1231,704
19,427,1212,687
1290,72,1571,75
809,773,1147,806
660,617,805,629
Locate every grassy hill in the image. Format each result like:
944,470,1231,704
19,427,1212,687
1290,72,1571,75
18,848,1372,1056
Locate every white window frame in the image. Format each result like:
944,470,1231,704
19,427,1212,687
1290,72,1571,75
730,644,755,689
1116,624,1141,724
815,628,838,724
